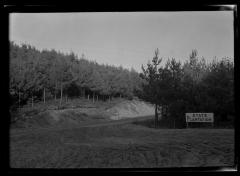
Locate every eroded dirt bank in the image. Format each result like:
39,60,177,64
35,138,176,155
11,99,155,129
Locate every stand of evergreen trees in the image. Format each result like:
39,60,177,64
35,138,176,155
9,42,234,128
9,41,143,109
139,49,234,128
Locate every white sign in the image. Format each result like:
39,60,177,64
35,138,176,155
186,113,214,122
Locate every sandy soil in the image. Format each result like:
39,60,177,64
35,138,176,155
106,100,155,120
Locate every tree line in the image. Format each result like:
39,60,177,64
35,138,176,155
139,49,234,128
9,41,234,128
9,41,143,109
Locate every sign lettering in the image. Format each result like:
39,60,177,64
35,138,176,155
186,113,214,122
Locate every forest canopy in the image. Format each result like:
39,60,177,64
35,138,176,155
9,41,143,108
139,49,234,128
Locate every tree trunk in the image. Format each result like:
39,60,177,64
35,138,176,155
97,95,98,101
55,82,57,101
162,106,164,119
109,95,111,102
60,83,63,105
120,94,121,98
162,105,166,118
88,94,89,100
43,88,46,104
158,105,161,120
82,88,85,98
155,104,158,128
93,92,95,103
18,90,20,109
32,94,34,108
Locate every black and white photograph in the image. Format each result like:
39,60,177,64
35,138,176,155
8,7,236,170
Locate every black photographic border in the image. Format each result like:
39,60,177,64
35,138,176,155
3,1,239,175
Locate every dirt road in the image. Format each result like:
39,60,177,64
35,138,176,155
10,115,154,138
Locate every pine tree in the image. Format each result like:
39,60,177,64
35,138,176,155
141,49,162,128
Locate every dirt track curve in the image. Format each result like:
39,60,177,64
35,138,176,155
10,115,153,138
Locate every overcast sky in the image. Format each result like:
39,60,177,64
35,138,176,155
10,11,233,72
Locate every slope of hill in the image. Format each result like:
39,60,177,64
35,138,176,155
11,98,155,129
107,100,155,120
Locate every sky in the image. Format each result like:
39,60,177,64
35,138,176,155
9,11,234,72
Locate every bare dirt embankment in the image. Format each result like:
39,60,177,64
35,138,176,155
11,99,155,129
107,100,155,120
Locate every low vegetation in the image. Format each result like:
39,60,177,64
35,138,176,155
133,118,234,129
10,123,234,168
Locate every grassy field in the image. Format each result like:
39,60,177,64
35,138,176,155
10,122,234,168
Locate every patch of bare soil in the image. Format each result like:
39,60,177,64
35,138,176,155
106,100,155,120
11,107,110,129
